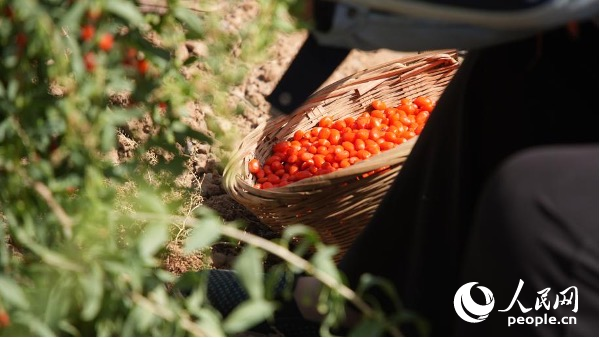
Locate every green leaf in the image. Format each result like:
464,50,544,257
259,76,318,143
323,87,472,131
152,155,186,176
138,222,169,259
149,285,170,308
155,269,177,283
136,35,171,61
14,312,55,336
59,0,86,32
44,278,73,325
105,0,146,28
7,78,18,100
356,274,402,311
122,304,154,335
22,239,83,272
184,288,206,316
281,224,319,243
63,28,84,80
197,309,225,337
281,225,320,259
175,128,213,145
173,7,204,37
100,125,116,152
310,244,340,281
223,299,274,334
134,305,156,333
172,271,207,309
0,276,29,309
170,120,187,133
80,263,104,320
138,192,168,215
233,246,264,299
264,265,294,301
58,320,80,336
183,217,221,254
183,56,201,66
349,318,385,337
0,219,8,268
104,107,144,125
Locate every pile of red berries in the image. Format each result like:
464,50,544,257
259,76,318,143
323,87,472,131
249,96,435,189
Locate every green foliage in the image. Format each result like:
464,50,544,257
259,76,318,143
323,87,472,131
0,0,302,335
0,0,411,336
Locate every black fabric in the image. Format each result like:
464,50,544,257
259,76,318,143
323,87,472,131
337,21,599,336
202,269,321,336
313,0,338,32
266,33,351,115
456,145,599,336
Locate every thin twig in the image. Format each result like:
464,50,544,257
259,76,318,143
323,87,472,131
175,186,204,243
33,181,73,238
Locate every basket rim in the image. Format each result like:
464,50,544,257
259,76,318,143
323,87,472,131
223,49,459,196
301,49,458,109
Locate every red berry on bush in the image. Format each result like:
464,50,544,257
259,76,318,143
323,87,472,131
98,33,113,51
122,47,137,66
0,311,10,328
80,25,95,42
137,59,149,75
16,32,27,50
3,5,14,20
158,102,167,112
84,52,96,72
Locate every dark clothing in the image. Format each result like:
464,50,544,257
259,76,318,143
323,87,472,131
457,145,598,336
338,21,599,336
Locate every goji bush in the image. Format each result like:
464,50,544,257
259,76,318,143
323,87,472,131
0,0,309,335
0,0,416,336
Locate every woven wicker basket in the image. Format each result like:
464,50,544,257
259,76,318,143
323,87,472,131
223,50,460,260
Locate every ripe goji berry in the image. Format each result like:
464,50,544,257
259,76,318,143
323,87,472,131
318,116,333,128
248,159,260,174
98,33,114,51
137,59,149,75
84,52,96,72
81,25,95,42
0,311,10,328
